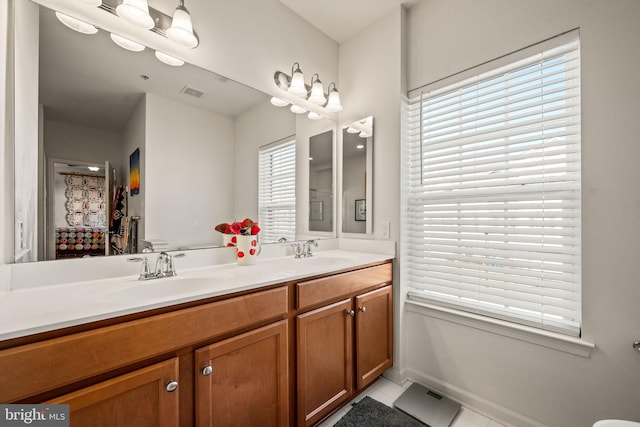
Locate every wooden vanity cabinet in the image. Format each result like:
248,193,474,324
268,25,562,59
194,320,289,427
48,358,180,427
295,263,393,427
0,286,289,427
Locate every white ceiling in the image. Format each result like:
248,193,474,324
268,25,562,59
279,0,414,43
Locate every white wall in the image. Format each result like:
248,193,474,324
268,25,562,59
399,1,640,426
144,93,235,250
44,120,124,176
122,96,146,252
233,98,295,221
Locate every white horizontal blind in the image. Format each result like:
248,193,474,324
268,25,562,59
258,138,296,243
404,32,582,336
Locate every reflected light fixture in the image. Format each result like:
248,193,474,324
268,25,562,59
270,97,289,107
88,166,100,172
167,0,199,48
155,51,184,66
78,0,102,6
272,62,343,120
290,104,307,114
116,0,155,29
55,12,98,34
110,33,145,51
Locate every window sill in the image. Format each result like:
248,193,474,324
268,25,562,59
405,298,595,358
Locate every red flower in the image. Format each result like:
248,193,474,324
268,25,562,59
215,218,260,235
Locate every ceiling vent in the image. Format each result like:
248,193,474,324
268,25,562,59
180,85,204,98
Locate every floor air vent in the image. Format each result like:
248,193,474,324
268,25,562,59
393,383,461,427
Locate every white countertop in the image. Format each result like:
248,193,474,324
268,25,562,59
0,250,394,341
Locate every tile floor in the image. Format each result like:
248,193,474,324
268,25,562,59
318,377,505,427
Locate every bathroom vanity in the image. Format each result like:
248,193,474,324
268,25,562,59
0,251,393,427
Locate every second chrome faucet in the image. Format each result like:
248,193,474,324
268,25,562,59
129,252,186,280
291,240,318,259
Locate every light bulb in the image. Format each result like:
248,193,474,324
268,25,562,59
290,104,307,114
288,67,307,98
325,87,343,112
110,33,145,52
270,97,289,107
308,78,326,105
155,51,184,66
116,0,155,29
55,12,98,34
167,4,198,48
78,0,102,6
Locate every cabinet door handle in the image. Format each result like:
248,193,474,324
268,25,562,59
202,365,213,376
166,380,179,392
346,309,355,317
359,306,366,313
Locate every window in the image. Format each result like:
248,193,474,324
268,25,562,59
403,30,581,336
258,138,296,243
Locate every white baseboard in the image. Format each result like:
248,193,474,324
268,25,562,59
405,368,548,427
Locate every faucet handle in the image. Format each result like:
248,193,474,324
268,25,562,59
304,239,318,257
128,257,152,280
291,242,304,258
164,252,186,276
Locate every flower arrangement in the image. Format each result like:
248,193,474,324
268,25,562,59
215,218,260,236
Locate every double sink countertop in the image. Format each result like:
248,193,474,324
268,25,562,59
0,249,394,341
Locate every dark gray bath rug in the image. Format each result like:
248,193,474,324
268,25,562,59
334,396,426,427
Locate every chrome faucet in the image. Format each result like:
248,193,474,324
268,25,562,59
291,240,318,259
128,252,185,280
303,240,318,257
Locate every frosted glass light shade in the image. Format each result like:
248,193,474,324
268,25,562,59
155,51,184,66
79,0,102,6
167,5,198,48
270,97,290,107
55,12,98,34
308,112,323,120
110,33,145,51
308,81,326,105
325,89,343,112
116,0,154,29
288,69,307,98
290,104,307,114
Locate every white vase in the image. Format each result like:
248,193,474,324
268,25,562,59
222,234,237,247
236,235,259,266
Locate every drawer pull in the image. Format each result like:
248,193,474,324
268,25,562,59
166,380,179,392
359,306,366,313
346,310,355,317
202,365,213,376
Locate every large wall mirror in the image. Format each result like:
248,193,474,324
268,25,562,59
342,116,373,234
13,0,335,263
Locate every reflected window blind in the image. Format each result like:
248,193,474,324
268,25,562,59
404,31,582,336
259,138,296,243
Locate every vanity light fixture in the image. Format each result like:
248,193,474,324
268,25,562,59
155,51,184,66
88,166,100,172
116,0,155,29
78,0,102,6
272,62,343,119
110,33,146,51
55,12,98,34
167,0,199,48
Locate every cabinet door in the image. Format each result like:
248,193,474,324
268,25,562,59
195,320,288,427
297,298,354,427
48,358,179,427
355,285,393,390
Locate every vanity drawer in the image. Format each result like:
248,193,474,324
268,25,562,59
0,286,288,403
296,263,392,310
